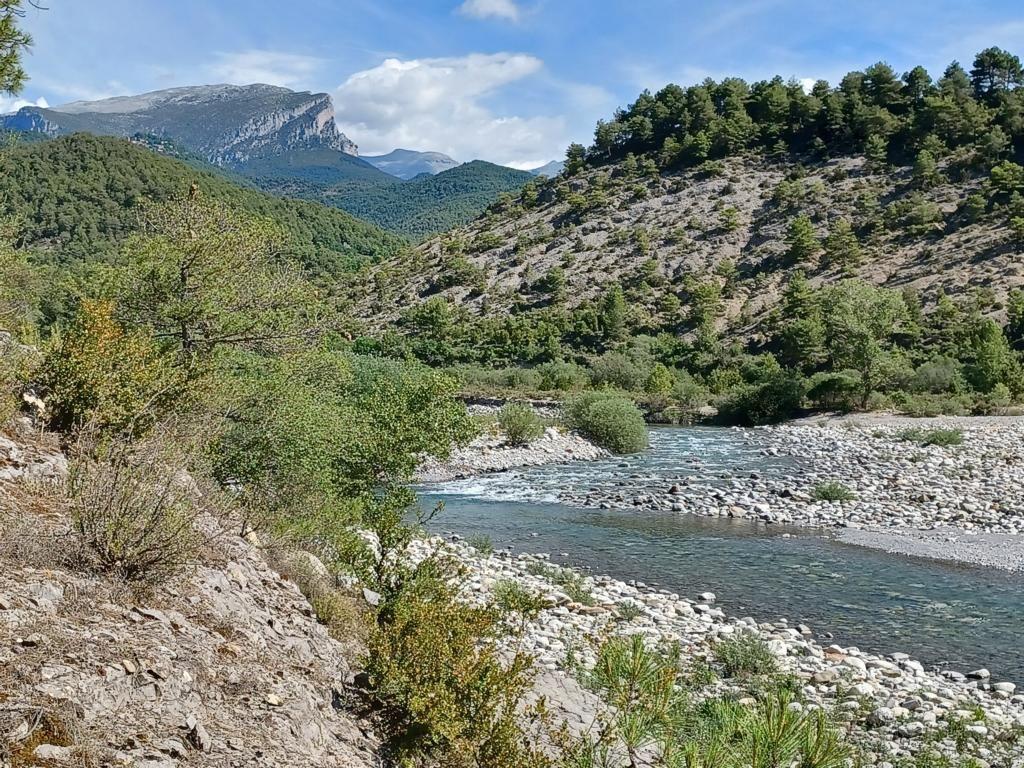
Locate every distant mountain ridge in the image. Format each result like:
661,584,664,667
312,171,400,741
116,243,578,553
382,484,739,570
2,83,538,239
1,84,358,165
364,148,461,179
529,160,564,177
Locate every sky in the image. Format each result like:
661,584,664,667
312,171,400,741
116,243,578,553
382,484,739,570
5,0,1024,169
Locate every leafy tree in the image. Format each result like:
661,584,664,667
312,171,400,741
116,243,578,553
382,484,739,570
820,281,910,406
644,362,674,394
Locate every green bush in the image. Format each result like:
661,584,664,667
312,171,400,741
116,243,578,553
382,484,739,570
910,357,964,394
41,299,180,437
497,403,544,446
806,370,861,411
0,334,39,424
588,351,647,391
713,634,779,678
812,481,857,501
896,427,964,447
467,533,494,556
895,392,971,417
563,392,648,454
366,559,542,768
536,360,588,391
717,373,806,426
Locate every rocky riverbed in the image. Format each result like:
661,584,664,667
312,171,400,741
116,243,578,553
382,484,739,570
541,416,1024,571
417,425,607,482
411,536,1024,767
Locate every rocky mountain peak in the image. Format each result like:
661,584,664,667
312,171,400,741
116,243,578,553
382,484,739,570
2,83,359,166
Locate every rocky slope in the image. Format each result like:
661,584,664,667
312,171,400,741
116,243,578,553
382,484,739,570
0,423,378,767
2,84,358,166
356,153,1022,334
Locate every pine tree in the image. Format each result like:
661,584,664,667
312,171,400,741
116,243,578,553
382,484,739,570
785,215,820,262
912,149,942,188
822,218,862,272
600,283,627,343
0,1,32,95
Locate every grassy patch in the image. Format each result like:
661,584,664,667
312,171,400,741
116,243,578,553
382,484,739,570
713,634,779,678
812,480,857,502
896,427,964,447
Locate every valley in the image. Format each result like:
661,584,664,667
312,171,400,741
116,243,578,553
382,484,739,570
3,5,1024,767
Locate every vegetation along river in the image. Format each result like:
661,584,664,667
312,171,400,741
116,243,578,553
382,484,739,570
419,427,1024,683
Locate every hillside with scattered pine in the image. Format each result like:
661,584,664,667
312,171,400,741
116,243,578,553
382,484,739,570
347,48,1024,421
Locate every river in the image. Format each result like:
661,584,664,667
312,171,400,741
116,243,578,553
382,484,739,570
418,426,1024,683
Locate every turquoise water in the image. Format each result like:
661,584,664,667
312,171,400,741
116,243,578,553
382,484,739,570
419,427,1024,683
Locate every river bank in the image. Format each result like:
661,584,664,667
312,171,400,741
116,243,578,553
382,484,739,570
412,536,1024,766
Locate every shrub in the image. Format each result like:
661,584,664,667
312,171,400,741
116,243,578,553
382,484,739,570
806,370,861,411
41,299,178,437
492,580,545,618
365,559,540,767
910,357,964,394
67,429,203,584
497,403,544,447
896,427,964,447
713,634,779,678
0,334,39,424
588,351,647,391
895,392,971,417
467,533,495,556
536,361,588,391
812,481,856,501
717,373,806,426
563,392,648,454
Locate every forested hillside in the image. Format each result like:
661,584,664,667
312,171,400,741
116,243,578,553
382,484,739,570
348,48,1024,422
246,158,534,240
0,133,407,277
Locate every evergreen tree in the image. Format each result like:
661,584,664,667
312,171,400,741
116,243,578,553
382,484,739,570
600,283,627,343
0,1,32,94
822,218,862,271
785,215,820,262
912,149,941,188
970,47,1024,102
564,143,587,175
775,271,825,372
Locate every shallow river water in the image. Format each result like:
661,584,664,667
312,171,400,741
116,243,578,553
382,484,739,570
419,427,1024,683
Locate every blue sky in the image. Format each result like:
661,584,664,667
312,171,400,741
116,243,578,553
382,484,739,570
6,0,1024,168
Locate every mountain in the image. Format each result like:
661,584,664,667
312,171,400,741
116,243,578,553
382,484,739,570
0,133,406,277
528,160,564,177
363,148,461,179
245,159,535,240
2,84,527,239
1,84,358,165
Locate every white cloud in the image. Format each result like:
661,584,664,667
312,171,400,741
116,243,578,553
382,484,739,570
458,0,521,22
799,77,817,93
209,50,323,89
334,53,571,167
0,95,49,115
